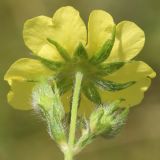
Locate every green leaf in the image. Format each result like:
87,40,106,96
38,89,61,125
90,25,116,64
35,55,64,71
95,78,136,91
82,82,101,104
98,62,125,76
74,42,88,60
47,38,71,61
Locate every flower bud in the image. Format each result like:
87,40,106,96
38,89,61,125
32,81,55,112
32,81,66,146
89,100,129,137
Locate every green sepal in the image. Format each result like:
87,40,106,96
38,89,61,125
35,55,64,71
89,106,112,135
47,38,71,61
98,62,125,76
74,43,88,60
95,78,136,91
82,82,101,104
56,77,73,95
89,107,104,133
89,25,116,64
89,101,129,138
52,82,65,119
102,108,129,138
105,99,125,115
47,111,66,144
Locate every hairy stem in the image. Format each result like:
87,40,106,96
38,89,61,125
64,72,83,160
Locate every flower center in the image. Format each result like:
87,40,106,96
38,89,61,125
55,58,102,92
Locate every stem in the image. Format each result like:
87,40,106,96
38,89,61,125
64,72,83,160
69,72,83,146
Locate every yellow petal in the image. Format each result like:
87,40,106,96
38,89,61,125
79,94,95,116
23,6,87,60
100,78,151,107
4,58,54,82
7,80,34,110
23,16,62,61
106,61,156,82
4,58,54,110
100,61,156,107
38,44,63,61
87,10,115,57
107,21,145,62
51,6,87,55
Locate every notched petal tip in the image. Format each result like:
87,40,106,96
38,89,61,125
108,21,145,62
23,16,53,53
90,25,116,64
87,9,115,57
51,6,87,55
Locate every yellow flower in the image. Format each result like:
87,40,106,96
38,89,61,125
4,6,156,115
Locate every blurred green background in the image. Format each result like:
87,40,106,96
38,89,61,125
0,0,160,160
